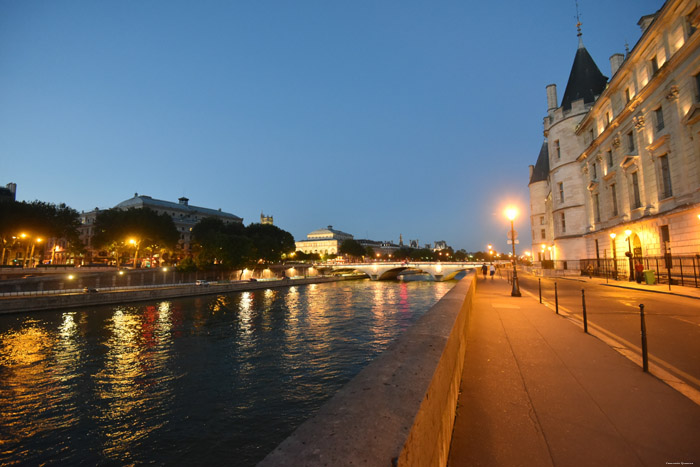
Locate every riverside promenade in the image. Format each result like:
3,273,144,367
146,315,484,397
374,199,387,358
448,275,700,466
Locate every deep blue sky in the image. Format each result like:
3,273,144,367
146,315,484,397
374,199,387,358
0,0,662,252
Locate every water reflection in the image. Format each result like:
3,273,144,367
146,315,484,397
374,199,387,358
0,279,455,466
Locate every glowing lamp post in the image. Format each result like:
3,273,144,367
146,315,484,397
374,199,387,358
610,233,618,280
625,229,634,282
129,238,141,268
505,208,521,297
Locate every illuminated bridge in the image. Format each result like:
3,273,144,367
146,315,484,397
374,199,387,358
324,261,483,281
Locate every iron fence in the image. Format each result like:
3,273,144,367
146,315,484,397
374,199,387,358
541,255,700,287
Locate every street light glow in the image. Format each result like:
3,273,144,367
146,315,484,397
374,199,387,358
624,229,632,237
505,207,518,221
610,233,617,239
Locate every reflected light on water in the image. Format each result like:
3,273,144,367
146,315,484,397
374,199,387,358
0,278,456,466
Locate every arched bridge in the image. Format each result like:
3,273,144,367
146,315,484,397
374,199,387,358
324,262,483,281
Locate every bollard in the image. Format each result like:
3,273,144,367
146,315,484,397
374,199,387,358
639,304,648,372
581,289,588,333
555,282,559,315
538,278,542,304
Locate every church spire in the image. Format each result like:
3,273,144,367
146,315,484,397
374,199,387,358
575,0,584,48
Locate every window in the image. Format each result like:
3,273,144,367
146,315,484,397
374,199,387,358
651,55,659,75
627,131,635,153
625,87,631,103
605,111,612,127
631,171,642,208
695,73,700,102
592,163,598,180
558,182,564,202
540,216,545,225
655,106,665,132
659,154,673,198
540,229,546,240
560,213,566,233
593,193,601,222
589,128,595,143
606,150,613,169
554,140,561,159
610,184,619,217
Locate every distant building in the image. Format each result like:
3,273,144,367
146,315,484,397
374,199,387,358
79,193,243,261
295,225,353,255
357,239,400,256
433,240,448,251
529,0,700,274
260,212,274,225
0,182,17,202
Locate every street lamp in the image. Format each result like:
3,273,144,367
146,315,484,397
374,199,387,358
29,237,43,267
129,238,141,268
625,229,634,282
505,207,521,297
610,233,618,280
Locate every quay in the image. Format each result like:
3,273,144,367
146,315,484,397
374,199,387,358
0,275,355,314
260,272,700,466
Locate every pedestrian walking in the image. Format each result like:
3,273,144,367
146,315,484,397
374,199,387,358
489,263,495,280
481,264,487,279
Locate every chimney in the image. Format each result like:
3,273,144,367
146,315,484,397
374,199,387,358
178,197,189,206
546,84,558,112
609,53,625,76
6,182,16,196
638,14,656,34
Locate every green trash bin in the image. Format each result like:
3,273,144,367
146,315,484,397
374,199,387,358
643,270,656,285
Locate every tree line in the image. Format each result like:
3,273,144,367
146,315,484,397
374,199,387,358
0,199,296,269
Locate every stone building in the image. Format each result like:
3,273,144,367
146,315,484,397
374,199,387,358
529,0,700,275
295,225,353,255
79,193,243,261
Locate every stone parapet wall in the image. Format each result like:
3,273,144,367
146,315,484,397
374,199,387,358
0,276,347,315
258,273,476,467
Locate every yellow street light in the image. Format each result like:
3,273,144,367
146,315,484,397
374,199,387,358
128,238,141,268
504,207,521,296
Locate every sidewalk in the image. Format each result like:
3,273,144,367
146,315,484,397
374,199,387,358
538,272,700,300
448,276,700,467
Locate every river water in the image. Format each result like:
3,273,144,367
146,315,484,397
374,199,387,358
0,278,455,465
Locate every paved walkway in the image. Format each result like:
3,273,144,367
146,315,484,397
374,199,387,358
448,276,700,467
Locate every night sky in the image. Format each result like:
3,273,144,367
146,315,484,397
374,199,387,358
0,0,662,252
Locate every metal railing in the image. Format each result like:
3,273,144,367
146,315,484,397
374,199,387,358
538,255,700,288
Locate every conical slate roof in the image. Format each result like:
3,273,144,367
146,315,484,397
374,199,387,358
560,42,608,111
529,141,550,185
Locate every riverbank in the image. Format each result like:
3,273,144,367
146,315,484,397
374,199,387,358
0,275,360,314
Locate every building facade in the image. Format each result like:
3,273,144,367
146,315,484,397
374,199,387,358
529,0,700,275
295,225,353,255
79,193,243,262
